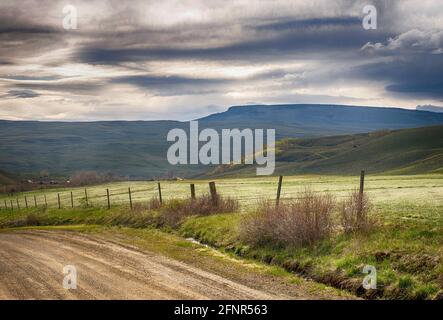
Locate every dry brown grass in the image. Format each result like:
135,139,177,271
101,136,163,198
340,190,375,233
240,190,335,247
147,197,162,210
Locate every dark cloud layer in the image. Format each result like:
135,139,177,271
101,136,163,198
78,22,391,65
3,89,39,99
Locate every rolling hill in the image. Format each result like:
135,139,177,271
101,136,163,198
1,104,443,178
202,125,443,177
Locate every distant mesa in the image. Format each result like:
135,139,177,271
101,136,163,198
416,105,443,113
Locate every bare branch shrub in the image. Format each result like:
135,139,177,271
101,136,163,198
147,197,162,210
340,190,375,233
240,190,335,247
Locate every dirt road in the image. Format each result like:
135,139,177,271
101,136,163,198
0,230,288,300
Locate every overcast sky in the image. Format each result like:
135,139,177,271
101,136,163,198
0,0,442,121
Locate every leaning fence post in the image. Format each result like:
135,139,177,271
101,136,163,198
84,188,88,207
106,189,111,209
4,199,7,209
276,175,283,206
44,194,48,208
190,183,196,200
157,182,163,204
209,181,218,205
57,193,61,209
25,196,28,208
34,195,37,208
128,187,133,210
16,198,20,210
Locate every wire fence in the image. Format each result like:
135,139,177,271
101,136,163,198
0,172,370,211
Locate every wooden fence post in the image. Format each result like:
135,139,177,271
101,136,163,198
25,196,28,208
4,199,7,209
190,183,196,200
106,189,111,209
10,200,13,211
34,195,37,208
359,170,365,195
157,182,162,204
44,194,48,208
70,192,74,208
84,188,88,207
57,193,61,209
209,181,218,205
357,170,365,219
128,187,133,210
276,176,283,206
16,198,20,210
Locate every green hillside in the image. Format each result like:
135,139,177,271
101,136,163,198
203,125,443,177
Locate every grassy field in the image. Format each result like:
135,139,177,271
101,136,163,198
1,174,442,217
0,173,442,299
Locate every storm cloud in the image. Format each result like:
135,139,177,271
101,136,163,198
0,0,442,120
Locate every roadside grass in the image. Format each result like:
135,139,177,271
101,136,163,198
0,194,238,230
180,212,443,300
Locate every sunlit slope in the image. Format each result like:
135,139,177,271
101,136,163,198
203,125,443,177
